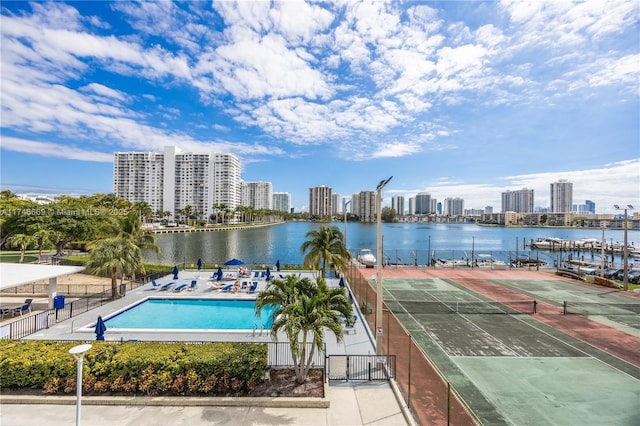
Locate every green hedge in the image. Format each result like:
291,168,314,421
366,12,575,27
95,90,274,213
0,340,268,396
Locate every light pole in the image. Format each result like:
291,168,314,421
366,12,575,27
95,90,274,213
614,204,634,291
376,176,392,356
69,344,92,426
343,199,351,252
471,236,475,269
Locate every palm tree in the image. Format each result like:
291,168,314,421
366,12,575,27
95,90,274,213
87,237,143,299
300,225,351,277
32,228,56,262
255,275,353,384
6,233,37,263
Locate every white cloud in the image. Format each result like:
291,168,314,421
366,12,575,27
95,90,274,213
1,137,113,162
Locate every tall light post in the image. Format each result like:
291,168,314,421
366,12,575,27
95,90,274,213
614,204,634,291
376,176,392,356
69,344,92,426
343,199,352,252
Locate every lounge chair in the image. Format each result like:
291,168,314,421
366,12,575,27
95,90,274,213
151,280,161,288
220,283,234,292
189,280,197,290
160,281,175,291
253,271,260,278
240,281,248,291
1,307,11,320
13,299,33,316
248,282,258,293
173,284,188,292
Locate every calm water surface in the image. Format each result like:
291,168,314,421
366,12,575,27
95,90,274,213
145,222,639,266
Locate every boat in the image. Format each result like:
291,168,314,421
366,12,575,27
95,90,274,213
474,254,508,270
433,258,469,268
357,249,376,267
529,237,570,250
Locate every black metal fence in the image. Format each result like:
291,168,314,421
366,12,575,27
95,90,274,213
327,355,396,381
1,288,115,339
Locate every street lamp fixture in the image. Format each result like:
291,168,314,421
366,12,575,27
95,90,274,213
376,176,392,356
344,199,352,253
69,343,92,426
614,204,634,291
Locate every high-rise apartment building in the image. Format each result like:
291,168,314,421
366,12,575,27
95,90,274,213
309,185,333,217
392,195,405,215
408,197,416,215
242,181,272,210
354,191,376,222
550,179,573,213
332,193,341,215
415,193,432,214
444,198,464,216
114,146,241,220
272,192,291,213
501,188,534,213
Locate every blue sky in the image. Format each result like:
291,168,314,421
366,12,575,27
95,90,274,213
1,1,638,213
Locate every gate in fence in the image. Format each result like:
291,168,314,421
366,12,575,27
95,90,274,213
327,354,396,381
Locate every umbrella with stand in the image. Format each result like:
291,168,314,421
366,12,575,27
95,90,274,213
172,265,179,280
224,258,245,266
275,260,280,271
95,315,107,341
216,267,223,281
338,277,345,287
265,267,271,281
197,258,203,271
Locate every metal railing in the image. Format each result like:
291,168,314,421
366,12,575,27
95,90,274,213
327,354,396,381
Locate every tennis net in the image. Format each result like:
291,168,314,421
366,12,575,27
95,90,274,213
563,301,640,316
391,300,537,314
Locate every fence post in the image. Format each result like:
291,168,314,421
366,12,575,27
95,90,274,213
447,381,451,426
407,335,412,408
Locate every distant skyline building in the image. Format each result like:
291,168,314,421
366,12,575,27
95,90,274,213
574,199,595,214
354,190,376,222
242,181,272,210
114,146,241,220
408,197,416,215
550,179,573,213
272,192,291,213
415,192,432,215
309,185,333,217
485,206,494,214
501,188,534,213
392,195,405,215
332,193,341,215
444,198,464,216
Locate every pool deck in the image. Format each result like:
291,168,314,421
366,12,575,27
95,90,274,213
2,270,412,426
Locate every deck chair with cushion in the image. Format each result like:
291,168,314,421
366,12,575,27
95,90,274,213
13,299,33,316
248,282,259,293
173,283,188,292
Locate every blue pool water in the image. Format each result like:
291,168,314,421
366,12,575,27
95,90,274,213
104,299,276,330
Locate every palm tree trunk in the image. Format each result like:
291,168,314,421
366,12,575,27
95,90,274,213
111,272,118,299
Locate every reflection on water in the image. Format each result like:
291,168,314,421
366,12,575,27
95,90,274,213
145,222,638,266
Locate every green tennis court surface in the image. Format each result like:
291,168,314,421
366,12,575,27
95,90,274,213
381,276,640,425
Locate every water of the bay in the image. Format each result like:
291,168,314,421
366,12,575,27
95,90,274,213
145,222,639,268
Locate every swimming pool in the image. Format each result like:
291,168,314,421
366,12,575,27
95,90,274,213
103,298,276,331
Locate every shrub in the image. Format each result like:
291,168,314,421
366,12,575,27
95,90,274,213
0,340,268,397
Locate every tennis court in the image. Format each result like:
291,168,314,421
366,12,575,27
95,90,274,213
373,269,640,425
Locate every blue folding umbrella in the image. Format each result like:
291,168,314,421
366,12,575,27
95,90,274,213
275,260,280,271
95,315,107,341
216,267,223,281
224,258,245,266
172,265,179,280
197,258,203,271
265,267,271,280
339,277,345,287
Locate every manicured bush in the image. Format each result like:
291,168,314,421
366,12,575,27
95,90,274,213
0,340,268,396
